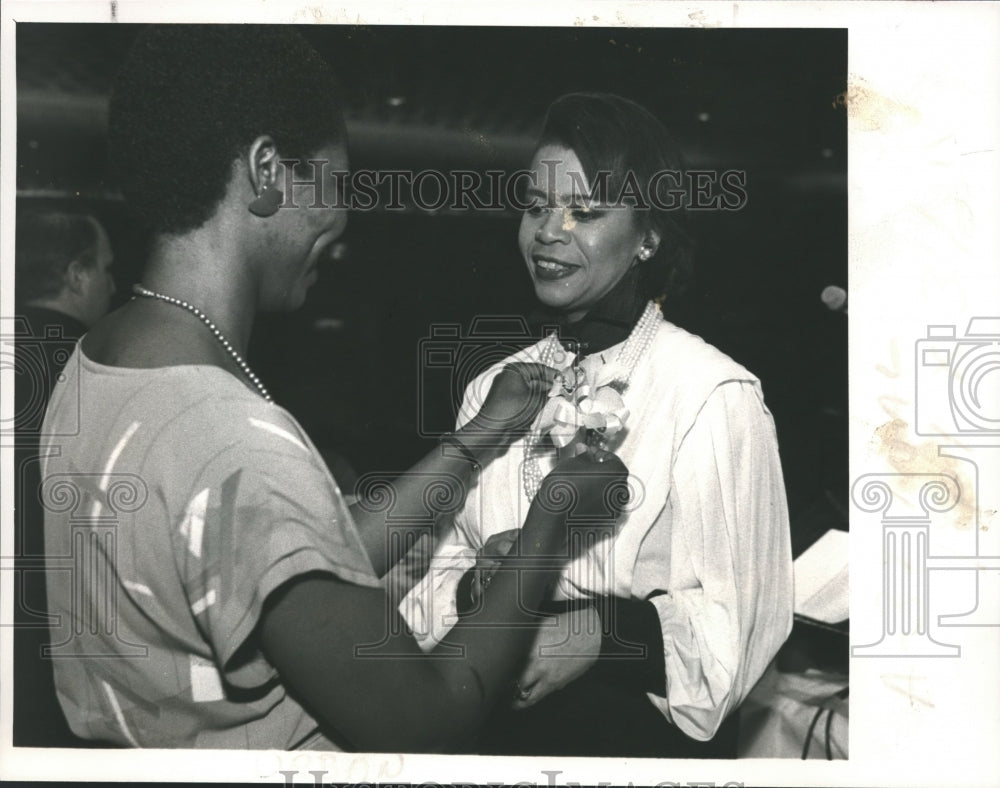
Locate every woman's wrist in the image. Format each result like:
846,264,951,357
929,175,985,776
438,431,484,470
449,423,512,464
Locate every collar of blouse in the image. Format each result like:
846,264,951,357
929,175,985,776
527,265,648,359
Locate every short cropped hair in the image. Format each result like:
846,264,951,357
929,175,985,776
16,211,101,302
537,93,695,302
108,25,345,236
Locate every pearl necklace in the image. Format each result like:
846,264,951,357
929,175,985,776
131,284,273,403
522,300,661,501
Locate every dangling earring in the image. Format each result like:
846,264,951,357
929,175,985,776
248,182,284,217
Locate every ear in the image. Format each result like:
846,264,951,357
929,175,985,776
64,259,89,296
638,229,661,261
246,135,280,195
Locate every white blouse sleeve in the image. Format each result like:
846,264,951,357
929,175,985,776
397,525,478,652
646,380,793,740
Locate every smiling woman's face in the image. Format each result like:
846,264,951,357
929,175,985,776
519,144,649,322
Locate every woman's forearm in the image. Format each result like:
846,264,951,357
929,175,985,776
262,451,626,751
259,502,570,752
350,426,506,577
420,509,569,739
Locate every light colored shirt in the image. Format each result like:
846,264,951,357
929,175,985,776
41,346,380,749
400,319,793,741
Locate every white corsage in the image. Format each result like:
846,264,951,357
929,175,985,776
536,359,630,449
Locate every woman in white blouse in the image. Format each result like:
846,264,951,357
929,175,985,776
401,93,793,757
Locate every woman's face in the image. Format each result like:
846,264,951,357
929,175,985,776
518,144,648,322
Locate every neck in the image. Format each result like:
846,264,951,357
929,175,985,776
140,227,257,356
532,266,648,356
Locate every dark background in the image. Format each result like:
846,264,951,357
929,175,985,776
15,24,848,536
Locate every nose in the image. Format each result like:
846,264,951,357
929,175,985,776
535,208,570,244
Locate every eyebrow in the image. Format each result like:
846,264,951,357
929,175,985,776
523,186,593,207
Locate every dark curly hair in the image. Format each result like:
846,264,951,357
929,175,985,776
108,25,345,236
537,93,695,304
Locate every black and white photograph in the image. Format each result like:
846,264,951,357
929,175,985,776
1,2,997,787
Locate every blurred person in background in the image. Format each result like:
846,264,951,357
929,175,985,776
15,210,116,341
13,209,116,747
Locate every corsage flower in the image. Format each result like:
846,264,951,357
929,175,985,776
536,359,631,448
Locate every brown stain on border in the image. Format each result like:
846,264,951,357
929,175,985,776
835,76,921,132
870,418,976,529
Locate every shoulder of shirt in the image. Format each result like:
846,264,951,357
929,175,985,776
457,319,761,425
132,369,314,459
459,321,759,391
647,318,759,388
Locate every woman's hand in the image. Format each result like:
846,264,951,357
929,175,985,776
467,529,520,608
512,606,602,709
465,362,557,442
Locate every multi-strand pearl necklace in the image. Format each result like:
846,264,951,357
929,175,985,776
521,300,661,501
131,284,273,403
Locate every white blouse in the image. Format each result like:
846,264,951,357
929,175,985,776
400,318,793,741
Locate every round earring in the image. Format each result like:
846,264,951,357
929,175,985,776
639,248,653,261
248,182,284,218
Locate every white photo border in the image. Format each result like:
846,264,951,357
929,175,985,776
2,1,998,786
